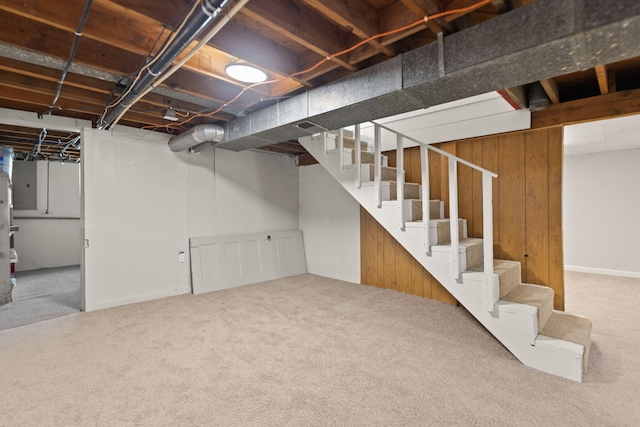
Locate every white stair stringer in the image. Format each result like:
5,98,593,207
300,133,587,382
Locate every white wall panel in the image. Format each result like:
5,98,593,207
82,128,300,311
13,161,81,271
82,128,190,311
299,164,360,283
190,230,306,294
564,148,640,277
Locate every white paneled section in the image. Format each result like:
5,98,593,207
190,230,306,294
299,164,360,283
82,127,300,311
186,147,299,237
357,92,531,151
564,114,640,155
82,128,191,311
564,148,640,277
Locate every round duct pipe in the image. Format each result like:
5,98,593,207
168,124,224,152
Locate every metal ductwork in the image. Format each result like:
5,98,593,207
168,124,224,152
213,0,640,152
98,0,230,129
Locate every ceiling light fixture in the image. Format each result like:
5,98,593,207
225,64,268,83
163,108,179,121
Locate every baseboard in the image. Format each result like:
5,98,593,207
86,287,191,311
565,265,640,279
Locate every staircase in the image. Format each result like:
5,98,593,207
299,124,592,382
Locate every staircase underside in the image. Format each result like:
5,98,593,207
300,132,592,382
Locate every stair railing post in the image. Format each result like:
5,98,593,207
449,157,460,279
374,124,382,208
338,128,345,169
396,133,405,231
420,145,430,254
483,173,496,310
355,124,362,189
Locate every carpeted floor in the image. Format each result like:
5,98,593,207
0,265,81,330
0,271,638,426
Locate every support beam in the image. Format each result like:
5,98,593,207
540,78,560,104
595,64,617,95
499,86,527,109
532,88,640,129
0,107,91,132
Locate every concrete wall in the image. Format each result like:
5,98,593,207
563,148,640,278
13,161,81,271
299,164,360,283
82,128,299,311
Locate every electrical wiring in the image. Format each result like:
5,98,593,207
144,0,492,131
97,0,201,124
46,0,94,114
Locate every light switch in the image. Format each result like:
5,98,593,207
178,251,185,263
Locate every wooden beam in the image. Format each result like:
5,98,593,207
595,65,609,94
299,0,395,57
595,64,617,95
539,78,560,104
531,88,640,129
0,0,298,96
500,86,527,109
240,0,357,72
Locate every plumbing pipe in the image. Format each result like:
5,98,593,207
98,0,230,129
168,124,224,152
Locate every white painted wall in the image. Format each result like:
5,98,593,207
13,161,82,271
82,128,299,311
563,148,640,277
299,164,360,283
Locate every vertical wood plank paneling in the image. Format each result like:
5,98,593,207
498,133,526,268
440,142,457,218
411,257,424,297
548,127,565,310
429,148,442,201
361,206,378,287
457,140,474,230
360,128,563,308
376,216,385,287
396,245,413,293
383,228,397,290
386,149,397,168
471,139,484,238
482,137,501,258
408,147,422,184
524,129,550,287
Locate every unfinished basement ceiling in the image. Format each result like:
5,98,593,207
0,0,639,161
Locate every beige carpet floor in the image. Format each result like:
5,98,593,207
0,271,638,426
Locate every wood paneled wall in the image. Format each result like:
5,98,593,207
361,127,565,310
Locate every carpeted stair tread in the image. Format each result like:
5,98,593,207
342,137,369,151
468,259,520,297
363,164,397,181
433,238,483,271
407,199,444,220
431,218,466,245
502,283,554,331
388,181,420,200
540,311,593,373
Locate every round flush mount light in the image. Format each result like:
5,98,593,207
225,64,268,83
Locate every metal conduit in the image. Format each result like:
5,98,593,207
98,0,229,129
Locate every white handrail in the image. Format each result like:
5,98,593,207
338,128,345,169
372,122,498,178
355,124,362,188
448,157,460,279
374,124,382,208
420,145,431,254
396,133,405,231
